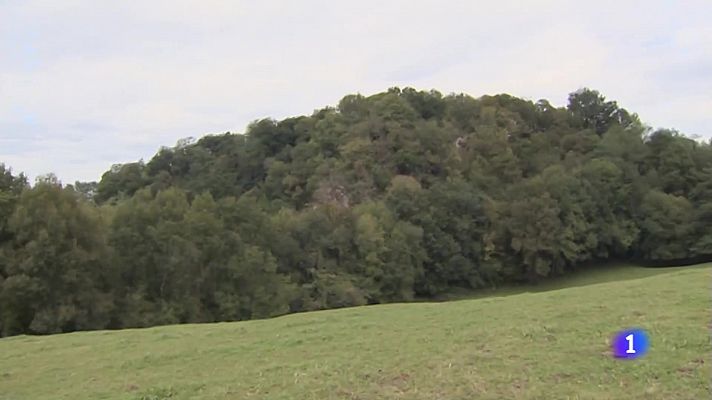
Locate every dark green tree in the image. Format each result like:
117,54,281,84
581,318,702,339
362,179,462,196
0,176,111,335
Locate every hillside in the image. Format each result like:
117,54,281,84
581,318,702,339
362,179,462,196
2,87,712,337
1,264,709,400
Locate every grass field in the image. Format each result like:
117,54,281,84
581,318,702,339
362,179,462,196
0,264,710,399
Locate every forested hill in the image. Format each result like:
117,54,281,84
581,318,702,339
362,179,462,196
1,87,711,337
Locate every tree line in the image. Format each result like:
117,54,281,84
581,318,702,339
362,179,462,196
1,87,711,336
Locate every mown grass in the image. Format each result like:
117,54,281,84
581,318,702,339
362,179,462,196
0,263,710,399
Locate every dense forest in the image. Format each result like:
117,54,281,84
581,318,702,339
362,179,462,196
1,87,711,337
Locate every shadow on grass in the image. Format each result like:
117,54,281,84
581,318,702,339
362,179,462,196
431,262,711,302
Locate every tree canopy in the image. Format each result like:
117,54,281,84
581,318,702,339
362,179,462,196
1,87,710,336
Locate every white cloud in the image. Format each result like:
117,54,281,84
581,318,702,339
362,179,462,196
1,0,710,182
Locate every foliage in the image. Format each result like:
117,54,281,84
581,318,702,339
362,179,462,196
1,87,711,336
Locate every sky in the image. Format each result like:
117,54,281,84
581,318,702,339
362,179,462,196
1,0,711,183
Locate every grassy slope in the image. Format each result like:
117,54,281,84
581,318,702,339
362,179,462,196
0,264,710,400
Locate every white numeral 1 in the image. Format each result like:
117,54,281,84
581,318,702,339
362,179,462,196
625,334,636,354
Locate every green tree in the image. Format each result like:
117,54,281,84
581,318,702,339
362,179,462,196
96,162,147,203
638,190,693,260
689,168,712,256
3,86,710,337
0,176,111,335
567,88,635,134
578,159,638,257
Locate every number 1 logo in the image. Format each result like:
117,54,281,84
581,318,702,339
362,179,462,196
625,334,636,354
613,329,649,359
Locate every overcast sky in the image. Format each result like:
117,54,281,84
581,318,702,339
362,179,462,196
1,1,711,183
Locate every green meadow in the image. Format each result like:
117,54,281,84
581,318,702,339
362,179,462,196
1,264,709,400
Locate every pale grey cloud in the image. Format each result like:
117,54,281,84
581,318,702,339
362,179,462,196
1,0,710,183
